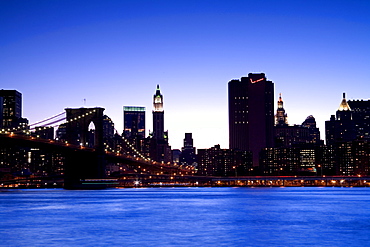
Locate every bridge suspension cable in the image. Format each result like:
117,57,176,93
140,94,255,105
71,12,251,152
28,112,66,127
28,117,67,131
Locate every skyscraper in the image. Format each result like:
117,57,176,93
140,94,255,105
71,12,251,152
123,106,145,154
152,85,166,140
150,85,171,162
123,106,146,138
0,89,22,128
325,93,356,145
228,73,274,166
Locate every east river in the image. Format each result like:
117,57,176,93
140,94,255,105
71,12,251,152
1,187,370,246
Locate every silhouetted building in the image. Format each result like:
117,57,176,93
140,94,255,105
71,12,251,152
353,140,370,175
325,93,356,145
149,85,171,162
228,73,274,166
261,144,329,176
123,106,145,138
152,85,167,140
348,99,370,140
275,116,322,148
179,133,197,167
0,89,28,129
275,125,310,147
123,107,146,154
197,145,252,176
302,115,322,144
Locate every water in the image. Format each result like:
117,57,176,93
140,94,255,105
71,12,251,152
1,187,370,246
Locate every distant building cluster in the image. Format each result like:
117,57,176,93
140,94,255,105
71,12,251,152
227,73,370,176
1,73,370,179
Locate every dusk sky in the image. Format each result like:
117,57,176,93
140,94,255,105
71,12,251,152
1,0,370,149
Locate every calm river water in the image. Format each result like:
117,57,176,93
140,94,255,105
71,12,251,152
1,187,370,246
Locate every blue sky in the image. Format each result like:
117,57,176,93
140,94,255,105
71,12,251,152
1,0,370,149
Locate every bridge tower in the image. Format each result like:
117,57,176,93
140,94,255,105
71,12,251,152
64,107,106,189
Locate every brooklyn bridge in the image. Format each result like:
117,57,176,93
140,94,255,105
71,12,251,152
0,107,196,189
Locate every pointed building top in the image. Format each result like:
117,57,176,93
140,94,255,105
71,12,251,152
277,93,284,109
153,84,163,112
155,84,161,95
276,92,288,126
338,92,351,111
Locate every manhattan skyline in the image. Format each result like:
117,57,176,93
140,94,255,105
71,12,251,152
1,0,370,149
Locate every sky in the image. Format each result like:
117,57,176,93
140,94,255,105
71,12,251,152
1,0,370,150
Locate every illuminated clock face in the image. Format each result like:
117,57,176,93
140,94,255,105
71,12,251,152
155,96,162,103
249,78,264,83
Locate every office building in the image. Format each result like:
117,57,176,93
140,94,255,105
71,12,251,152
197,145,252,176
152,85,167,140
179,133,197,167
0,90,22,128
123,106,145,138
348,99,370,140
325,93,356,145
149,85,171,162
228,73,274,166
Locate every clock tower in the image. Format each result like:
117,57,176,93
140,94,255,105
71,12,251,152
152,84,165,140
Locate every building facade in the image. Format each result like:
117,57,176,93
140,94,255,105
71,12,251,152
228,73,274,166
348,99,370,140
197,145,252,177
149,85,171,163
123,106,145,138
325,93,356,145
0,89,27,129
179,133,197,167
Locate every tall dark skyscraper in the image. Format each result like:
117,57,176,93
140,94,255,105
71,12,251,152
123,106,146,138
228,73,274,166
152,85,166,140
149,85,171,162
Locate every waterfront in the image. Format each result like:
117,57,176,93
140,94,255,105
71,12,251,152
1,187,370,246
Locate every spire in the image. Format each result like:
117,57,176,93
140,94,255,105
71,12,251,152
338,92,351,111
277,93,283,109
275,93,288,126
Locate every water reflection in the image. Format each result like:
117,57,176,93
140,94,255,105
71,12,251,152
1,187,370,246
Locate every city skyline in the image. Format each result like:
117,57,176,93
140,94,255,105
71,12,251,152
1,0,370,149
